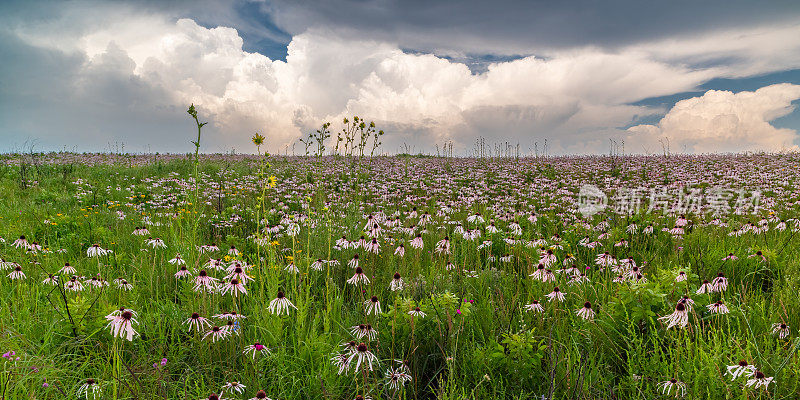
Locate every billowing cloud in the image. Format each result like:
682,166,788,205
2,1,800,154
627,84,800,153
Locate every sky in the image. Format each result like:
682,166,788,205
1,0,800,155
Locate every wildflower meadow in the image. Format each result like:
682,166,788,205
2,117,800,399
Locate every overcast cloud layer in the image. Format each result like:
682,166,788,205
1,1,800,154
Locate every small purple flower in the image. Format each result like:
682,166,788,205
160,358,167,366
456,309,462,315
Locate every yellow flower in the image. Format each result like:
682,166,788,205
267,176,277,188
252,132,265,146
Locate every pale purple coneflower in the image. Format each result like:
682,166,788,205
347,267,370,285
726,360,756,380
184,312,211,333
219,278,247,296
656,378,687,397
389,272,404,291
243,342,271,359
268,291,297,315
546,286,566,302
408,307,426,318
771,322,790,339
364,296,382,315
174,265,192,279
576,301,596,321
524,300,544,313
86,244,109,257
745,371,774,389
202,326,230,342
345,343,378,372
707,301,729,314
658,302,689,329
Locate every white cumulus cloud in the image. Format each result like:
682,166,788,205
627,84,800,153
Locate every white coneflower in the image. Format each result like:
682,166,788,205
467,213,484,224
539,249,557,267
408,307,426,318
678,295,695,310
203,326,230,342
248,390,272,400
745,371,774,389
410,234,424,249
77,378,102,399
354,323,380,340
193,270,218,292
114,278,133,291
347,267,370,285
59,262,77,275
221,381,246,395
331,351,350,375
146,237,166,249
546,287,566,302
228,245,240,256
524,300,544,313
174,265,192,279
12,235,29,249
219,278,247,296
644,224,654,234
27,241,43,252
707,301,729,314
225,265,252,284
712,273,728,292
389,272,404,291
675,271,687,282
364,296,382,315
198,243,219,253
595,252,617,268
748,250,766,261
42,273,59,285
576,301,596,320
243,342,271,359
722,253,738,261
346,343,378,372
86,244,109,257
8,265,25,280
168,254,186,265
268,291,297,315
348,254,360,269
435,237,451,254
771,323,790,339
310,259,325,271
105,308,138,341
65,276,84,292
365,238,381,254
659,302,689,329
726,360,756,380
696,280,714,294
205,258,225,271
214,311,245,321
86,275,108,289
184,312,211,333
394,244,406,257
657,378,687,397
385,367,413,390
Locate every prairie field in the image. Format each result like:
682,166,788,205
1,152,800,400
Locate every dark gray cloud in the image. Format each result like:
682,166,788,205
266,0,800,56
